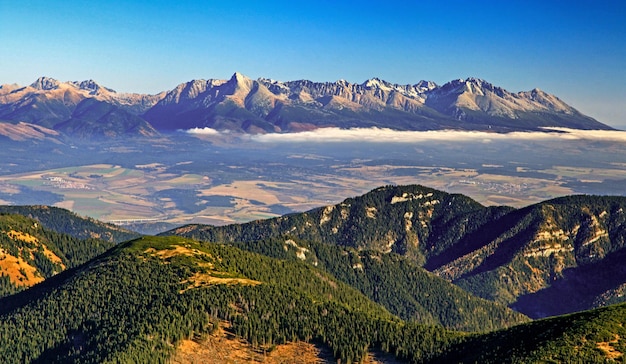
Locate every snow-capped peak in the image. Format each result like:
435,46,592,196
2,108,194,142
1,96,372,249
363,78,393,91
30,77,61,90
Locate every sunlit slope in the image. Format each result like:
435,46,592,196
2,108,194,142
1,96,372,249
0,213,115,297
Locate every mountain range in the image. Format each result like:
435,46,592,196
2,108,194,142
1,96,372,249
0,74,611,140
2,185,626,362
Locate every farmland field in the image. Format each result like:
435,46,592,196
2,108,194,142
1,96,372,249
1,133,625,230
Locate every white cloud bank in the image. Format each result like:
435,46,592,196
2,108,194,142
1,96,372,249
250,127,626,143
183,126,626,143
185,127,222,135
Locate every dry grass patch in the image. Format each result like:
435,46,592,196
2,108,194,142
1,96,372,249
171,321,403,363
2,231,65,273
143,244,261,293
41,244,65,269
0,249,43,287
597,335,623,360
7,230,38,244
179,272,261,293
170,322,333,364
145,245,213,261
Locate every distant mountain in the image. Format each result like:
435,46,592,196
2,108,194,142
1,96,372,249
55,98,158,138
0,77,164,137
167,185,626,319
0,74,612,139
146,73,611,133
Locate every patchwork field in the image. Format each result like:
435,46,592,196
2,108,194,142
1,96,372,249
0,160,617,227
0,135,624,229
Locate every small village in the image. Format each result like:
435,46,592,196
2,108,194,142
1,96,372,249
42,176,95,190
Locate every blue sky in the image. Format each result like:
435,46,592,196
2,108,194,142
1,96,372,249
1,1,625,128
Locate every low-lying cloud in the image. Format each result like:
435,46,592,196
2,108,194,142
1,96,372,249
183,126,626,143
249,127,626,143
185,127,222,135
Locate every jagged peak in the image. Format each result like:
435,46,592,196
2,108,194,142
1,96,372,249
443,77,488,86
167,79,210,100
465,76,488,84
362,77,392,90
230,72,252,83
69,79,116,95
435,77,505,96
257,77,280,84
30,77,61,90
181,79,208,87
415,80,433,85
415,80,438,90
226,72,255,93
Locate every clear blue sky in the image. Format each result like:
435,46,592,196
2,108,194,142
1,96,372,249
1,0,625,128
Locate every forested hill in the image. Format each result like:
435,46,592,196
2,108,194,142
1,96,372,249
219,237,528,332
0,213,116,297
166,185,626,318
432,194,626,318
168,184,498,265
429,301,626,363
2,234,625,363
0,235,462,363
0,205,140,243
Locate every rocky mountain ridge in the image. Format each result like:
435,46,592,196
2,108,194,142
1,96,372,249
0,73,612,138
0,77,163,138
168,184,626,319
